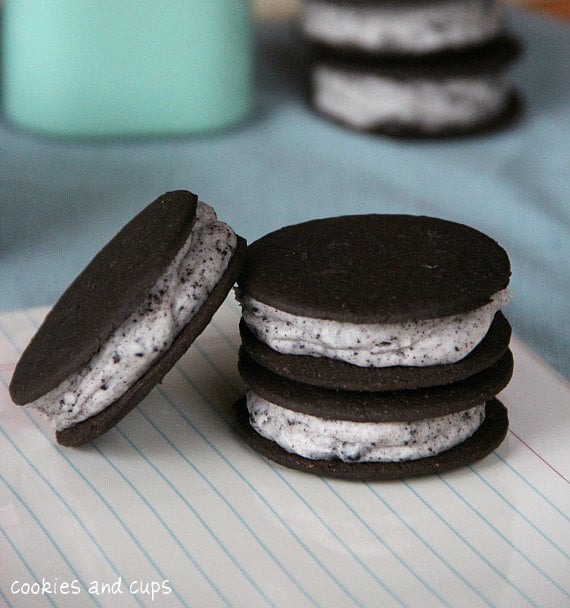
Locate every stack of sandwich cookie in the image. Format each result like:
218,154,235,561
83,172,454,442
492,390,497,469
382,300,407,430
10,191,247,446
301,0,522,136
235,214,513,480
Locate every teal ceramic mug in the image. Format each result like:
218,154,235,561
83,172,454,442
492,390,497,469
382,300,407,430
1,0,253,136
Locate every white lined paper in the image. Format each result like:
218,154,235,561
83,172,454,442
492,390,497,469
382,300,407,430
1,298,569,608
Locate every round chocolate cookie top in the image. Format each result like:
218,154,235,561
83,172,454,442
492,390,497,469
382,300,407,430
10,190,197,405
239,214,510,323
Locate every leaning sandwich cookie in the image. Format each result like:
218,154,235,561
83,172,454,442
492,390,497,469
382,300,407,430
9,191,246,446
235,214,513,479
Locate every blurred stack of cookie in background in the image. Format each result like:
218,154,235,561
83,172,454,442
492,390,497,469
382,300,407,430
300,0,523,137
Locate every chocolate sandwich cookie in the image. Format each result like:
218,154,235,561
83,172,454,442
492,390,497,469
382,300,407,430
309,36,522,137
239,311,511,391
234,213,513,477
236,350,512,479
10,190,246,446
302,0,507,57
237,214,512,389
236,397,508,480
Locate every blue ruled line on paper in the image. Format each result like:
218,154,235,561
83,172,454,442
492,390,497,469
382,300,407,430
0,583,15,608
90,441,221,608
365,482,495,608
115,415,274,608
149,375,344,608
405,475,541,608
0,406,141,602
168,360,371,607
468,464,570,561
180,338,389,606
275,472,407,608
439,474,570,601
492,451,570,522
182,337,405,607
0,413,148,608
1,526,58,608
0,318,23,354
2,303,569,608
0,330,154,608
2,311,248,608
0,474,101,608
198,310,570,608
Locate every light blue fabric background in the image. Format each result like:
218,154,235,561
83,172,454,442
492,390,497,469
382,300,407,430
1,11,569,379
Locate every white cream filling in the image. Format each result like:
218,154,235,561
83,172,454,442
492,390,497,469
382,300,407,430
29,202,237,431
247,391,485,462
238,289,510,368
313,65,510,131
302,0,505,54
